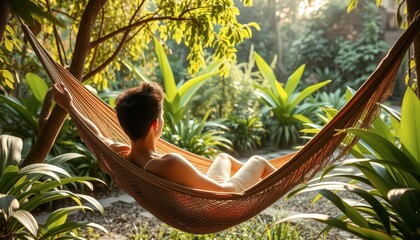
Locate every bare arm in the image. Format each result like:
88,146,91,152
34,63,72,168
52,83,129,152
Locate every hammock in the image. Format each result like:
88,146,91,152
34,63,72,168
22,16,419,233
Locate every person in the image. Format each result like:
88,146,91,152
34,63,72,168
53,82,275,193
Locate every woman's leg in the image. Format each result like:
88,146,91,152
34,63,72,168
206,153,244,183
226,155,276,192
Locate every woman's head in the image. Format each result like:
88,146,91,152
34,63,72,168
115,82,164,141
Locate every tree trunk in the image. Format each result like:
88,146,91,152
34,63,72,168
21,0,108,166
406,0,420,97
0,0,10,43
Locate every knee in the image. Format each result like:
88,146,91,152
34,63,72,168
217,153,230,159
249,155,266,163
248,155,265,166
249,155,272,168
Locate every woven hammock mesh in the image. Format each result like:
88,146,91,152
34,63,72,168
22,16,419,233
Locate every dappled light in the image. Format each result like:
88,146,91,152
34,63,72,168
1,0,419,238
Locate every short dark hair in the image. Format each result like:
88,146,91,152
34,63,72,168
115,82,164,141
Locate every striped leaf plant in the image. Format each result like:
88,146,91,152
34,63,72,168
278,88,420,239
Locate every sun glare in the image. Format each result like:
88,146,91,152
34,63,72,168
298,0,325,16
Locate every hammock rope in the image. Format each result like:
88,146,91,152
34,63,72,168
21,15,419,233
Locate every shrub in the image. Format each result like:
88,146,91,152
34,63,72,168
162,112,232,158
254,53,330,147
0,134,108,239
221,112,265,155
280,88,420,239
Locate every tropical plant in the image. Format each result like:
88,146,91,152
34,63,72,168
0,72,48,140
153,37,220,128
123,37,219,128
189,46,261,121
0,73,112,186
162,112,231,158
310,89,346,111
334,12,388,88
279,88,420,239
0,134,108,239
221,112,265,155
254,52,330,147
285,0,388,90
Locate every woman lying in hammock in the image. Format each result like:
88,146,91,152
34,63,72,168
53,82,275,193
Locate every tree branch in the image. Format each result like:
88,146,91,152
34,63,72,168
22,0,108,166
90,15,192,48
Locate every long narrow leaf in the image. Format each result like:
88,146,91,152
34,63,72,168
42,222,108,238
44,206,94,228
25,73,49,104
284,64,305,95
400,89,420,169
276,214,394,240
178,71,218,107
289,80,331,109
12,210,38,237
0,95,39,132
154,37,176,102
254,52,287,105
346,129,415,169
121,60,151,83
0,194,19,221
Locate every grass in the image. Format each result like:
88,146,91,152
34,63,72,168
128,213,316,240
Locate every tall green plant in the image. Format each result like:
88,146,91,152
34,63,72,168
153,37,220,128
0,73,48,139
0,134,108,239
254,52,330,147
123,37,219,128
279,88,420,239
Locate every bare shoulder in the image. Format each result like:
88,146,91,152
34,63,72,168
158,153,189,167
108,142,130,154
160,153,185,161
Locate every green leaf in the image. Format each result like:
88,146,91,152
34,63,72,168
289,80,331,109
284,64,305,95
2,69,13,81
400,88,420,167
254,85,281,109
42,222,108,238
44,206,93,229
12,210,38,237
0,135,23,172
46,153,85,166
254,52,287,105
154,37,177,102
0,165,20,193
276,213,393,240
0,194,19,221
178,71,218,107
387,188,420,228
347,0,358,13
345,129,415,169
5,39,13,51
20,163,71,181
121,60,151,83
25,73,49,104
9,0,65,27
0,95,39,133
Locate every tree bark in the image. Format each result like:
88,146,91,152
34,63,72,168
406,0,420,97
21,0,108,166
0,0,10,43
